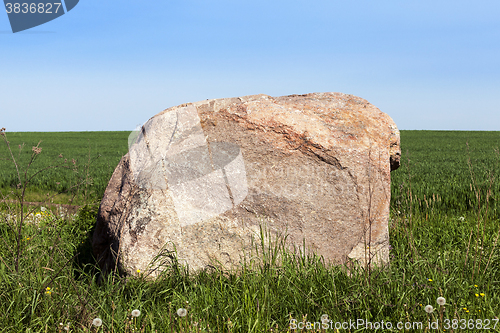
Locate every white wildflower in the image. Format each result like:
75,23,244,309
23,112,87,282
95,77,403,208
177,308,187,317
92,318,102,327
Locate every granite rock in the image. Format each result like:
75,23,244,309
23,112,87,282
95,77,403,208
92,92,400,277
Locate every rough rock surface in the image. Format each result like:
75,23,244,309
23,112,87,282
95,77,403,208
92,92,400,277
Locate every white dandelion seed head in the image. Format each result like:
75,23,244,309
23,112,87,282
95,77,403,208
424,305,434,313
131,309,141,317
321,314,329,323
92,318,103,327
437,297,446,305
177,308,187,317
41,207,46,212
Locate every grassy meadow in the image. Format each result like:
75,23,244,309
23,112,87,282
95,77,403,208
0,131,130,205
0,129,499,332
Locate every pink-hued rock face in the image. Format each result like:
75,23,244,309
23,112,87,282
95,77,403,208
92,92,400,277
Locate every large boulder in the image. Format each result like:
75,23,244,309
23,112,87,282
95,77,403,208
92,92,400,277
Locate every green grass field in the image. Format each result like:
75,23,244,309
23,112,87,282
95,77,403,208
0,131,130,205
391,131,500,217
0,130,499,332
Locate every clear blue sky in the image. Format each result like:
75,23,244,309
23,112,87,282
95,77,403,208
1,0,499,132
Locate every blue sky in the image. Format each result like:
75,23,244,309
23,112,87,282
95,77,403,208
1,0,499,131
